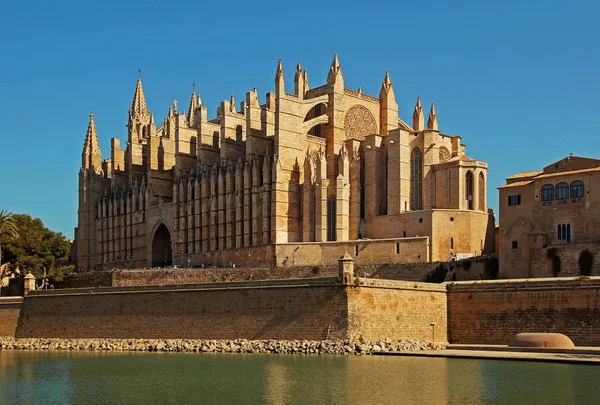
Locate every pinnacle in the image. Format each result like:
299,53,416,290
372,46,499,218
131,76,149,116
276,58,283,74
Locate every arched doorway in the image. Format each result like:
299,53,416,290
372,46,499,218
152,224,172,267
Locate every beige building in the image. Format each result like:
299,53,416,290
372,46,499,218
75,55,495,271
499,156,600,278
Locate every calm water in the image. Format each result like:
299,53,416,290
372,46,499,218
0,351,598,405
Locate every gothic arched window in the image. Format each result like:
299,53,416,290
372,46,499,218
327,195,336,241
478,172,485,211
465,171,473,210
410,147,423,211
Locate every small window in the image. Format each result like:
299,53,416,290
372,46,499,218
558,223,572,243
571,181,584,198
556,183,568,200
541,184,554,201
354,245,359,256
403,231,407,237
512,241,518,249
396,242,400,254
450,237,454,250
508,195,521,206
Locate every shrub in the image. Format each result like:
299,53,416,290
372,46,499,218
426,264,448,283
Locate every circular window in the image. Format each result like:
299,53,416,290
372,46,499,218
449,217,454,222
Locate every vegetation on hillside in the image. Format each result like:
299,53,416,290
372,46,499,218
0,211,73,281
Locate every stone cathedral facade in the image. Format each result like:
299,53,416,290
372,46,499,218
75,55,495,271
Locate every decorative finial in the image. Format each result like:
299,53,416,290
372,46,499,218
138,68,142,78
192,82,196,92
173,99,178,112
89,111,94,119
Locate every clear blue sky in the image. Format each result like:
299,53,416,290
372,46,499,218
1,0,598,238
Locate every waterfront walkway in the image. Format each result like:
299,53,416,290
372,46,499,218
376,344,600,364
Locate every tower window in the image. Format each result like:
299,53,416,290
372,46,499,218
465,171,473,210
410,147,423,210
512,241,518,249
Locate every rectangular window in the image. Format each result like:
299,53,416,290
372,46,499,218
396,242,400,255
354,245,359,256
508,195,521,206
512,241,518,249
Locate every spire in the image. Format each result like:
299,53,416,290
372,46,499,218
82,112,102,171
303,69,310,91
413,96,424,132
327,53,343,86
379,69,395,100
427,102,438,130
230,93,236,113
294,63,304,98
131,76,148,116
188,83,197,126
275,58,284,96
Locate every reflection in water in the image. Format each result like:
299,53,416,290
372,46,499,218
0,351,599,405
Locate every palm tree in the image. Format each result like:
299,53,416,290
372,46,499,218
0,210,19,268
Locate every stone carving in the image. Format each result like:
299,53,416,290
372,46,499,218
439,146,450,162
344,105,377,141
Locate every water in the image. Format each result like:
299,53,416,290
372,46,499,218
0,351,598,405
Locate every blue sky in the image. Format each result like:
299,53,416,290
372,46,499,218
0,0,598,238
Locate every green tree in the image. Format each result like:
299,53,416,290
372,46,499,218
0,213,73,282
0,210,19,269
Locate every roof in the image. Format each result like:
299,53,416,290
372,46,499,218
534,166,600,179
506,170,543,180
497,180,533,189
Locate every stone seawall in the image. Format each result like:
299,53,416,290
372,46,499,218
15,278,449,344
0,297,22,337
16,279,348,341
447,277,600,346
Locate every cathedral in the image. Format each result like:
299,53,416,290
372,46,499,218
75,55,495,271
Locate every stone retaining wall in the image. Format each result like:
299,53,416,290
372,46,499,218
446,277,600,346
0,297,22,337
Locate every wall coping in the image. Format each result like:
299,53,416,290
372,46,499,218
0,297,23,305
445,276,600,292
358,278,447,293
25,277,341,298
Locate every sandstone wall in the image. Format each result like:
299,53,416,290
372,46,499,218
347,279,447,343
447,277,600,346
16,279,349,340
111,267,338,287
0,297,23,337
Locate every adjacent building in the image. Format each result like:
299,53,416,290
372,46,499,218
75,55,495,271
499,156,600,278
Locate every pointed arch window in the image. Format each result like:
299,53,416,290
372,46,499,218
327,195,336,241
571,181,584,198
410,147,423,211
465,171,473,210
556,182,568,200
478,172,485,211
541,184,554,201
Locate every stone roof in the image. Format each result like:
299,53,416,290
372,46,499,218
533,166,600,179
506,170,543,180
497,180,533,189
